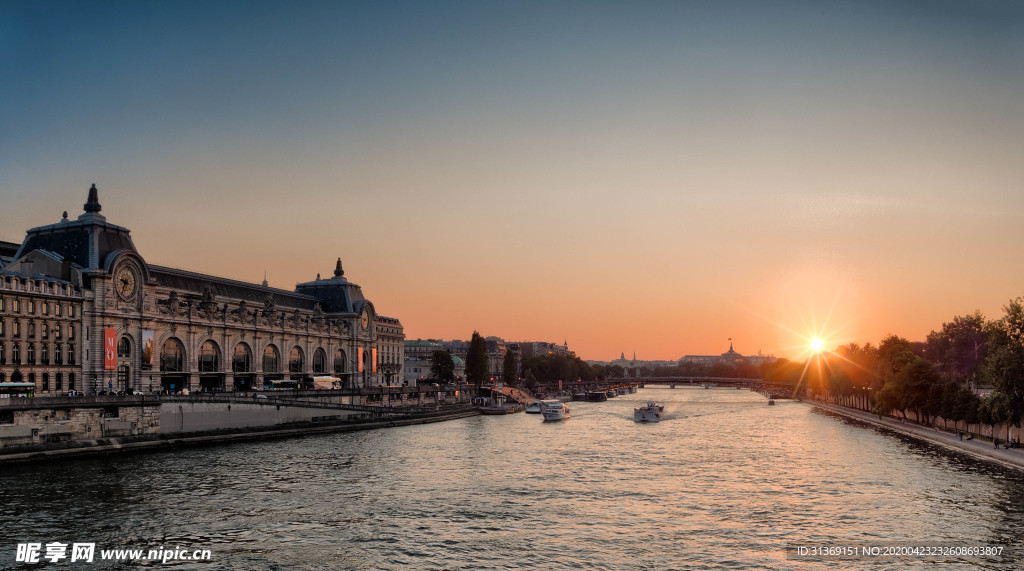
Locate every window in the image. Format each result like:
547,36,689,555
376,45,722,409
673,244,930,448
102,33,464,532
29,300,35,314
288,346,304,374
313,348,327,374
27,343,35,365
56,372,63,391
55,343,62,365
42,302,49,316
55,303,61,316
68,324,74,339
13,321,20,338
13,299,20,313
69,305,75,318
198,340,219,373
0,320,4,337
262,345,280,373
69,372,75,391
28,372,35,388
0,297,4,311
42,373,49,392
160,338,185,372
55,324,62,338
67,344,75,365
334,349,346,374
12,344,20,364
117,336,131,359
41,343,49,365
28,322,35,339
0,342,4,365
232,343,252,373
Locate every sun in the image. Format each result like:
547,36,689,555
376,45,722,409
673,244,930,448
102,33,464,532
809,337,824,353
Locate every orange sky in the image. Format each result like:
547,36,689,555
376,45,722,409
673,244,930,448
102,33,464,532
5,2,1024,361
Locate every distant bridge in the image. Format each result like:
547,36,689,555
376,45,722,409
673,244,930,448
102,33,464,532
609,377,801,399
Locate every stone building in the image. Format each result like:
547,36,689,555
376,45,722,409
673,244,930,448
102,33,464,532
0,185,403,395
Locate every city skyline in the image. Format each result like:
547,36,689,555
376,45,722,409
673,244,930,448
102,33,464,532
4,1,1023,361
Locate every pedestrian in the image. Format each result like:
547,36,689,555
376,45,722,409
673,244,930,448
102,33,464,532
958,431,963,440
994,437,999,449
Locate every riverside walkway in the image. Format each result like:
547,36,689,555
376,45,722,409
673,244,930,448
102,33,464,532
809,400,1024,471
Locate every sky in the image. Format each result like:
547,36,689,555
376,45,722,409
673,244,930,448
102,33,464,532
2,0,1023,362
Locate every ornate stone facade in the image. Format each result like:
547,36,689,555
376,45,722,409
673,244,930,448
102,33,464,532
0,185,403,394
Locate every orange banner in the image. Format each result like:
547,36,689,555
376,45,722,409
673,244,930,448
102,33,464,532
371,348,377,373
104,328,117,370
357,347,364,373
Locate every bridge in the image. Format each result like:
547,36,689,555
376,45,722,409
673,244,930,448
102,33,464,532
609,377,801,400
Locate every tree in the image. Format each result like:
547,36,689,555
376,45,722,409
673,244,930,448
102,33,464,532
980,298,1024,441
502,350,518,388
926,311,988,382
430,350,455,383
465,331,489,394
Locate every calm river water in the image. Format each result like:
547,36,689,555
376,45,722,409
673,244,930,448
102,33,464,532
1,387,1022,569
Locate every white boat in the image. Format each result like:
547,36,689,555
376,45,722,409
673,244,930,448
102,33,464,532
524,402,543,414
633,401,664,423
541,401,570,421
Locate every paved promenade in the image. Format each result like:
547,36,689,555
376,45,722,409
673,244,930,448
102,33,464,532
809,401,1024,471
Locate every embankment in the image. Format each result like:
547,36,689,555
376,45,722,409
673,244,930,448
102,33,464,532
808,400,1024,472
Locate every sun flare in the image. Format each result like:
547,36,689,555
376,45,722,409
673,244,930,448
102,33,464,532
809,338,824,353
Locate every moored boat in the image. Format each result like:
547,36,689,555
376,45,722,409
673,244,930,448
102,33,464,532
633,401,664,423
524,402,542,414
586,391,608,402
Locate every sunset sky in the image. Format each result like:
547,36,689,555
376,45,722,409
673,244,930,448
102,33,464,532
3,1,1023,361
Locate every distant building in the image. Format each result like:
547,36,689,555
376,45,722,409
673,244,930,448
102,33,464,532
1,185,403,395
679,343,776,369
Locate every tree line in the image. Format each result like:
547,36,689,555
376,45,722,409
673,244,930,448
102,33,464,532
762,300,1024,442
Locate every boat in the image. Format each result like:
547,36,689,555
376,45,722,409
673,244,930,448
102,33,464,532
572,392,588,401
606,390,617,398
524,402,543,414
585,391,608,402
541,401,570,421
634,401,664,423
768,398,775,406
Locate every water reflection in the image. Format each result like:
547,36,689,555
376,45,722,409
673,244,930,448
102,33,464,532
1,388,1021,569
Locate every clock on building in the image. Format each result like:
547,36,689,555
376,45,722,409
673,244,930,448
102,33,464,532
115,264,138,301
360,307,370,330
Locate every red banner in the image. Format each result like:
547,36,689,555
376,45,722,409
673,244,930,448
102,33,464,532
104,328,117,370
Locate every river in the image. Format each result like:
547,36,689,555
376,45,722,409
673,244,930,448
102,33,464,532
1,387,1022,569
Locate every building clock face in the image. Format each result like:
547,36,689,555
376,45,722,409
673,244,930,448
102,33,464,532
115,266,138,300
360,308,370,330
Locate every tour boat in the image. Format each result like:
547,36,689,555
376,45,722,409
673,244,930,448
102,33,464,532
633,401,664,423
524,402,543,414
541,402,570,421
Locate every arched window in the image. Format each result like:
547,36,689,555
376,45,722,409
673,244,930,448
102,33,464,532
56,372,63,391
27,343,35,365
334,349,346,374
198,340,220,373
160,338,185,372
42,373,49,391
28,321,35,339
68,344,75,365
263,345,280,373
0,342,4,365
313,348,327,374
118,336,132,359
289,346,304,374
54,343,62,365
233,343,252,373
41,343,49,365
69,372,75,390
28,372,35,388
12,344,20,364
